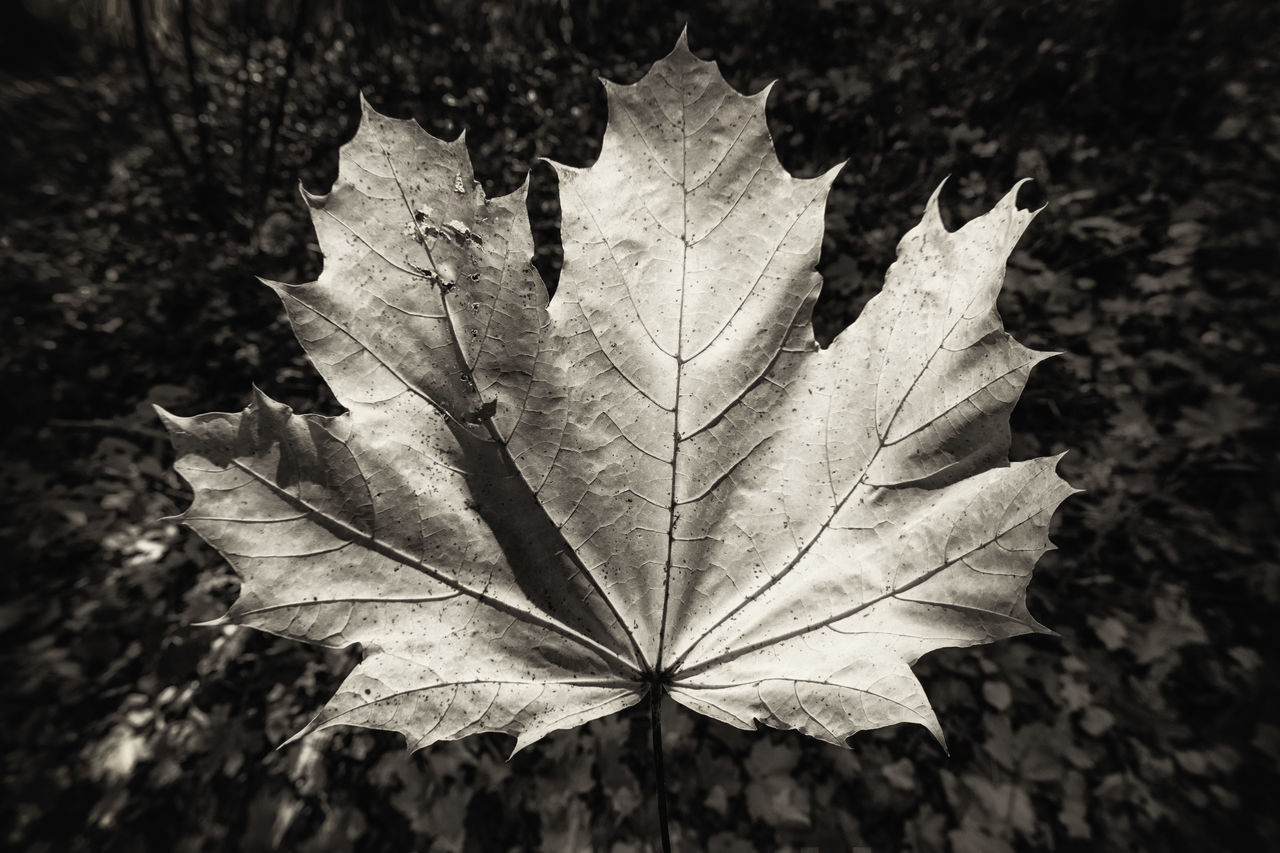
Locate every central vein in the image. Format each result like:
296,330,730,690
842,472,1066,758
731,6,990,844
655,68,691,675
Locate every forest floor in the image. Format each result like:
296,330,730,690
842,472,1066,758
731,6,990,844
2,2,1278,851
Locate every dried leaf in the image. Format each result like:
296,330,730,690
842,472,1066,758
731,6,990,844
160,34,1074,754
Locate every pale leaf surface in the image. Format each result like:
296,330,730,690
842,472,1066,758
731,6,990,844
161,33,1074,752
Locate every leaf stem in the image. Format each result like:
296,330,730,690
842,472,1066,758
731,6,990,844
649,686,673,853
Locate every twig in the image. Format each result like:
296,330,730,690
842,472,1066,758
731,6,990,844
178,0,215,186
237,0,255,198
258,0,311,217
128,0,195,178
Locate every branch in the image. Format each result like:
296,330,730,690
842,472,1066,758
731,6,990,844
127,0,195,178
257,0,311,216
178,0,215,186
237,0,255,197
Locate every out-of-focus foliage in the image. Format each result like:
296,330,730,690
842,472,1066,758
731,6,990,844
2,1,1276,851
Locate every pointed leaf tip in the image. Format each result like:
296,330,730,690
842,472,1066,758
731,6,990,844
924,177,950,230
299,182,326,207
662,23,706,68
278,723,314,752
1013,177,1048,213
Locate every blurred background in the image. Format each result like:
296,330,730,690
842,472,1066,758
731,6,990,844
1,0,1277,850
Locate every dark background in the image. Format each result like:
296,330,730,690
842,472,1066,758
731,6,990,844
2,0,1277,850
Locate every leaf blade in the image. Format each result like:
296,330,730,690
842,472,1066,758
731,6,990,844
163,34,1075,753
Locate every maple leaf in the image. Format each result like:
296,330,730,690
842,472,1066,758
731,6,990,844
159,34,1075,755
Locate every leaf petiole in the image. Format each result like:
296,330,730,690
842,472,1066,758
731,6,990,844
649,685,673,853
